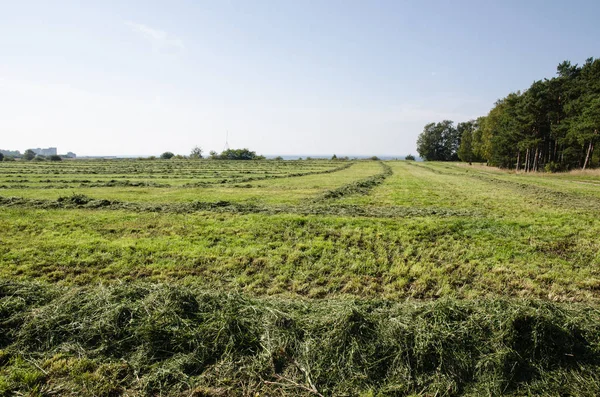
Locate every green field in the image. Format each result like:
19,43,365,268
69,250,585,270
1,159,600,396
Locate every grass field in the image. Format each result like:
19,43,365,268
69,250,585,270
1,159,600,396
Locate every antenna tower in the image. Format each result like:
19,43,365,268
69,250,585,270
223,130,230,151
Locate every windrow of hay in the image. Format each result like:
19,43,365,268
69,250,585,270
0,194,477,218
0,160,353,190
1,281,599,396
317,162,393,201
182,162,355,188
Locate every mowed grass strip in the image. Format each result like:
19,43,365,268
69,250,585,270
338,161,600,216
1,207,598,300
0,162,385,205
416,162,600,208
0,159,346,188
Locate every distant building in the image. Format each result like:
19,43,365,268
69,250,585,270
0,149,21,157
64,152,77,158
32,147,57,156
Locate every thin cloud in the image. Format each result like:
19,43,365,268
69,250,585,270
125,21,185,51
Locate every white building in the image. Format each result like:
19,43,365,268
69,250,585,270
31,147,58,156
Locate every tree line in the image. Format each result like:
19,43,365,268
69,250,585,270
158,147,265,160
417,57,600,171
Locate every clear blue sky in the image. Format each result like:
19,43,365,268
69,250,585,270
1,0,598,156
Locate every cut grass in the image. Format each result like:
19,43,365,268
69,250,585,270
1,160,600,395
0,207,598,300
1,281,600,396
316,162,393,201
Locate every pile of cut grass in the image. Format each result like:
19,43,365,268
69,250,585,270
1,281,599,396
317,162,392,200
0,194,476,218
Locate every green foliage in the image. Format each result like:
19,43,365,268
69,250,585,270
404,154,415,161
544,161,563,173
457,120,483,163
417,120,461,161
211,148,265,160
0,153,3,162
428,57,600,171
49,155,62,162
23,150,36,161
160,152,175,159
190,146,203,159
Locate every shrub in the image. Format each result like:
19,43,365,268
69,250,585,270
160,152,175,159
544,161,563,173
405,154,416,161
49,155,62,161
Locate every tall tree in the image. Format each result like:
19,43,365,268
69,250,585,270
23,149,36,161
417,120,460,161
457,120,481,163
190,146,203,159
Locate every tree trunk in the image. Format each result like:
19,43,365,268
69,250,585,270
525,148,530,172
583,141,594,170
533,146,539,172
516,151,520,171
560,145,564,164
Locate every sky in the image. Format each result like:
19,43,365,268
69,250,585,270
1,0,599,157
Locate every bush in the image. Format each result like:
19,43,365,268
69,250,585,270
0,152,3,161
544,161,563,173
49,155,62,161
405,154,416,161
161,152,175,159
